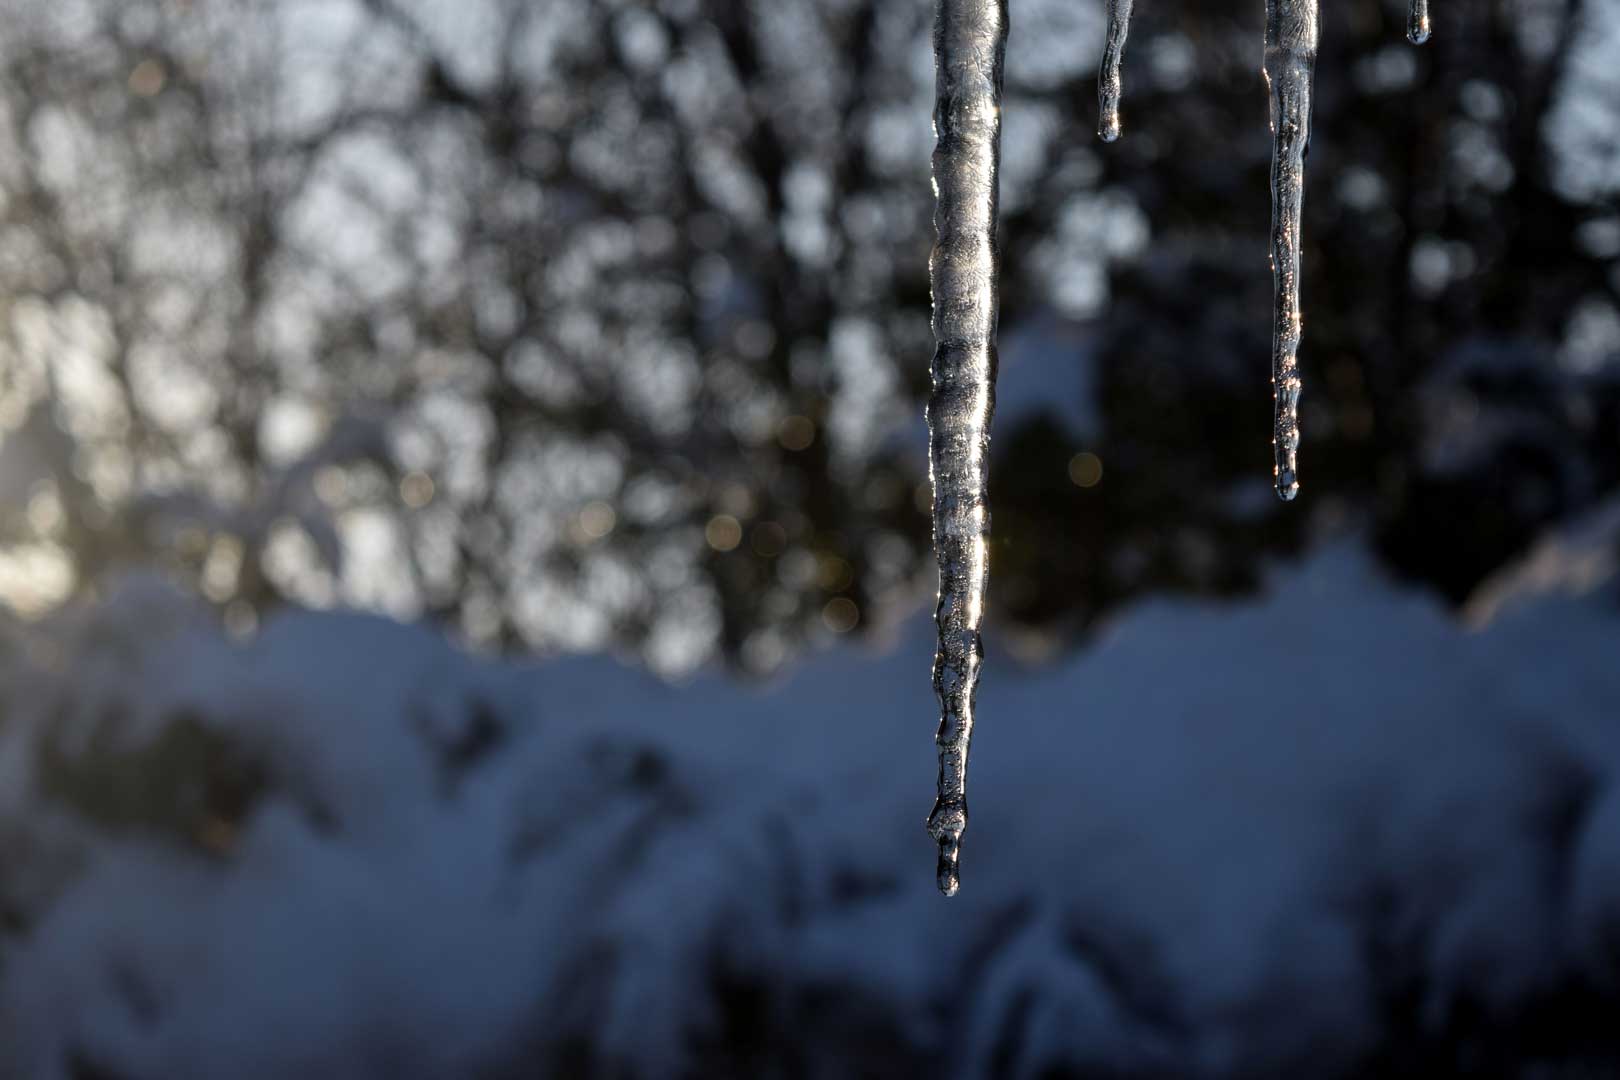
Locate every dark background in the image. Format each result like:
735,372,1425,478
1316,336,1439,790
0,0,1611,671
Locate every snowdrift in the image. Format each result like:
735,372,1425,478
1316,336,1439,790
0,536,1617,1078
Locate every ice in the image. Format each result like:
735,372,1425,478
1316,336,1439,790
1408,0,1432,45
926,0,1009,896
1263,0,1319,501
1097,0,1136,142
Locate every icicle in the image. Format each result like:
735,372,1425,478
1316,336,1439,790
1097,0,1135,142
1407,0,1431,44
925,0,1006,898
1263,0,1318,502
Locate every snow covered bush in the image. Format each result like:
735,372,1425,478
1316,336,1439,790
1,516,1618,1077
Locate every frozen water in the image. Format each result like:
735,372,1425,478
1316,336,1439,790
1408,0,1432,44
926,0,1008,896
1263,0,1319,501
1098,0,1135,142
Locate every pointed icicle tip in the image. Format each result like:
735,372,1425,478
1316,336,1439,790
936,837,962,897
1407,0,1431,44
1096,0,1134,144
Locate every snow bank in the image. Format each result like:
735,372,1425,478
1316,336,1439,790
0,536,1617,1077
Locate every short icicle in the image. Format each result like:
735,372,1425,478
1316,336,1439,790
1097,0,1136,142
1407,0,1431,44
1263,0,1319,502
925,0,1007,897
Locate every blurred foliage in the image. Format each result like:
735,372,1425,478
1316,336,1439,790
0,0,1613,673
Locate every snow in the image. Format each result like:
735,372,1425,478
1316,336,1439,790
0,524,1618,1076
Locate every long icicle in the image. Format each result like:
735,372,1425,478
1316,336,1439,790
1407,0,1431,44
1097,0,1135,142
925,0,1006,898
1263,0,1318,502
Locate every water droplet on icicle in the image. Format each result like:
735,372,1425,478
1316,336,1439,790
926,0,1006,897
1097,0,1135,142
1407,0,1431,44
1263,0,1318,502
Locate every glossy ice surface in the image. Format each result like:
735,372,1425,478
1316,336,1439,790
926,0,1007,896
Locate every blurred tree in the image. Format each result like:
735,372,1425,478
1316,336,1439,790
994,0,1620,637
0,0,1613,674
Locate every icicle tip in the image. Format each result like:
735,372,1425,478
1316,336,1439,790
1275,467,1299,501
1407,0,1431,44
935,837,962,897
1096,0,1133,144
927,796,967,896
